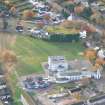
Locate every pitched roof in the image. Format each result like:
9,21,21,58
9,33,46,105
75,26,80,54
69,87,81,93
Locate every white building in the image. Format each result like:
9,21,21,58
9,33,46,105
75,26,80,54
56,70,101,82
97,49,105,59
91,69,102,80
79,30,87,39
46,57,102,83
48,56,68,71
56,71,82,81
67,14,73,21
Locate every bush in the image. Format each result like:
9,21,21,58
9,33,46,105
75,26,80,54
61,9,69,19
65,4,75,12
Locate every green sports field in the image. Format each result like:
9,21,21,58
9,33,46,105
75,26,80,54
11,36,85,76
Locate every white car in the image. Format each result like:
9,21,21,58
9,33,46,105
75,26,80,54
30,29,41,35
29,0,39,5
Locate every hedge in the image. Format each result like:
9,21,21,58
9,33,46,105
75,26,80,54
49,33,80,42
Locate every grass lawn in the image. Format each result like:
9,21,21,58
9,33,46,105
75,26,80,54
10,36,85,76
46,26,79,34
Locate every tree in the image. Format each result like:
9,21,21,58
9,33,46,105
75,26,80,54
92,58,105,70
65,4,75,12
74,5,85,14
43,14,51,21
10,5,17,16
61,9,69,19
79,7,93,20
0,12,8,30
0,1,10,30
95,58,105,66
36,22,45,29
84,49,96,63
2,50,17,63
22,10,35,20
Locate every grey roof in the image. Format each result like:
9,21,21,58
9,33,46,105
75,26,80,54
69,87,81,93
60,72,81,76
71,101,85,105
48,56,66,63
56,78,69,81
69,60,92,71
0,88,11,96
89,94,105,103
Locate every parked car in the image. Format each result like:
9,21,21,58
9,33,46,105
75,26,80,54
16,25,23,32
29,29,42,35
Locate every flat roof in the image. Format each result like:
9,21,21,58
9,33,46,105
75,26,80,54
0,88,11,96
48,56,66,63
60,72,81,76
69,60,92,72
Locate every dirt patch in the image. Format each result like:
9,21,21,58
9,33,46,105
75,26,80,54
7,35,17,46
0,32,17,72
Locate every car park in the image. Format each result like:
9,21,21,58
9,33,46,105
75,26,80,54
23,76,50,90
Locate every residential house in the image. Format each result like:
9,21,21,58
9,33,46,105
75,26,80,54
68,87,81,98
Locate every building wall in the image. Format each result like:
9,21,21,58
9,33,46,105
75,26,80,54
56,70,101,82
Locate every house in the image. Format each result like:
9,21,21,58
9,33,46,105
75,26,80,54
48,56,68,71
68,87,81,98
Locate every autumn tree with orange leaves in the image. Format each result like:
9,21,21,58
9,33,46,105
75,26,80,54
2,50,17,63
22,10,35,20
84,49,96,62
43,14,51,21
74,5,85,14
84,49,105,70
36,22,45,29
